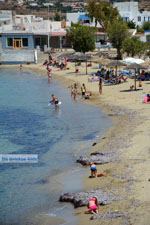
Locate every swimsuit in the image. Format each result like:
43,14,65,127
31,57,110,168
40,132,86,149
90,164,97,171
89,205,98,210
88,198,98,211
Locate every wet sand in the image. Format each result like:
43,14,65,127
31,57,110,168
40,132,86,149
1,60,150,225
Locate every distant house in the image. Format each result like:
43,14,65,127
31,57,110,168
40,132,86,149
0,12,68,64
66,12,107,46
0,30,37,64
1,32,34,49
78,14,90,24
0,10,13,27
113,0,150,26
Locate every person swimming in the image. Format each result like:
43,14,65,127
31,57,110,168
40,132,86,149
50,94,59,105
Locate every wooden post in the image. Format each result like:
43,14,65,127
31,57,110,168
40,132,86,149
134,69,137,91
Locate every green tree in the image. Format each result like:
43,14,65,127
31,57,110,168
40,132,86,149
142,22,150,31
123,37,145,57
67,24,95,74
145,42,150,57
107,19,129,59
136,25,144,33
123,37,134,56
134,38,145,57
86,0,119,30
126,20,136,29
67,23,95,53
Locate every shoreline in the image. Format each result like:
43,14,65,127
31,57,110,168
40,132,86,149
1,62,150,225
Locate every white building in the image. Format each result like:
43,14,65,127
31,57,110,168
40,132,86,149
66,12,101,28
0,10,13,25
113,0,150,26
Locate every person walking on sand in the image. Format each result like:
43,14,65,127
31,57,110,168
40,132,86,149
90,162,97,178
99,77,102,94
86,196,99,214
81,83,86,98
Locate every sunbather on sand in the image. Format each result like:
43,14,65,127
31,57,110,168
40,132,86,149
86,197,99,214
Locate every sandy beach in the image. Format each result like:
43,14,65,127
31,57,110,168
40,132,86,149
1,60,150,225
49,61,150,225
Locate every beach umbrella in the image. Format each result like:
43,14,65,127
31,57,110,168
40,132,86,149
125,63,147,70
123,57,145,65
107,60,126,75
67,52,91,74
57,52,75,60
125,63,147,90
67,53,91,62
107,60,126,67
91,57,111,66
140,60,150,68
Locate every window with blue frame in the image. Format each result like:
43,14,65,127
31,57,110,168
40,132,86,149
22,38,28,47
6,37,29,48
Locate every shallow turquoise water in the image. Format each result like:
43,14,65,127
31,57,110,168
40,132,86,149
0,68,111,224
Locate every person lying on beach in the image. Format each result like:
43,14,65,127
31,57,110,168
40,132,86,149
86,197,99,214
90,162,97,178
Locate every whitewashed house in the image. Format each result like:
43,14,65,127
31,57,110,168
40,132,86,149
113,0,150,26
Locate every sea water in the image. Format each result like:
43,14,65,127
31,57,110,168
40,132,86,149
0,68,111,225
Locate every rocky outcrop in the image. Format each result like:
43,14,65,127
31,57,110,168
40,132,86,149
59,189,117,208
76,152,115,166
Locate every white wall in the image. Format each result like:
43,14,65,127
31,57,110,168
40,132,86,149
66,12,101,28
66,12,85,24
0,10,13,22
113,1,150,26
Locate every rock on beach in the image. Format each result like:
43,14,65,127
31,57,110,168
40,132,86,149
59,189,117,208
76,152,116,166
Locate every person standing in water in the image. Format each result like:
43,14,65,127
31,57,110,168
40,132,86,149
81,83,86,98
71,83,78,100
50,94,59,106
